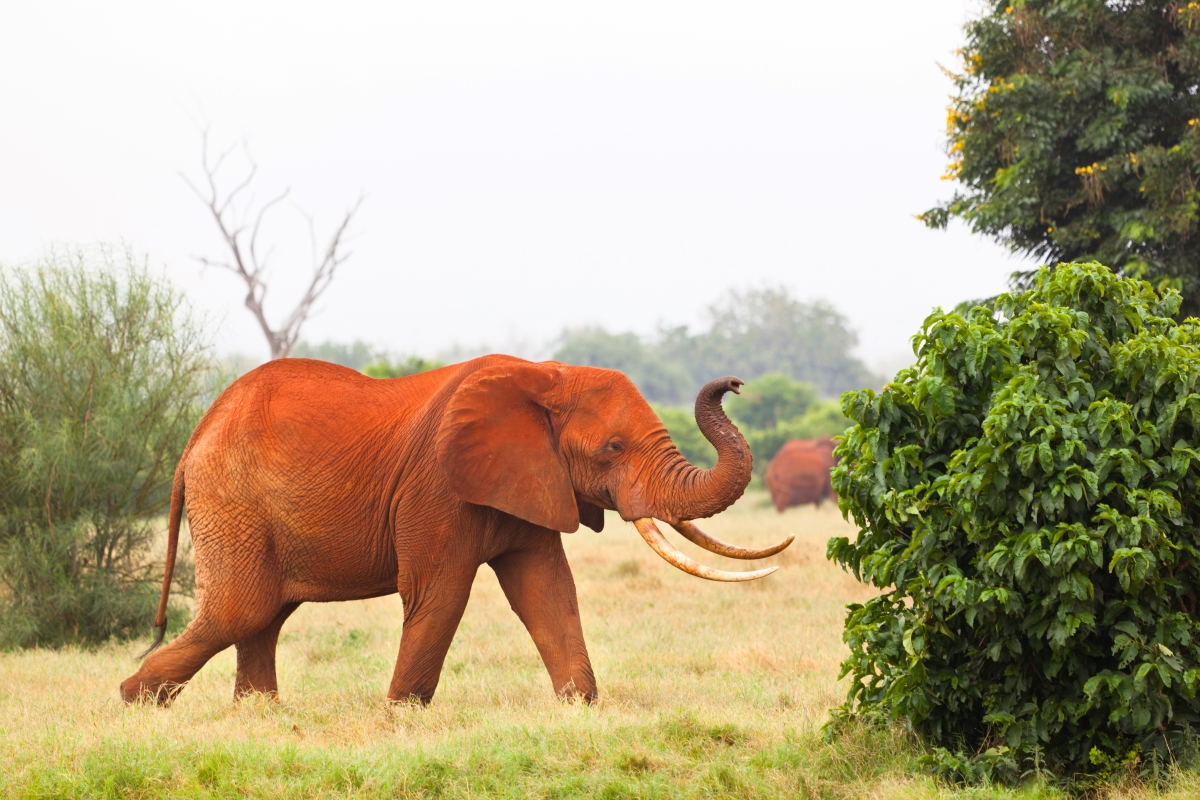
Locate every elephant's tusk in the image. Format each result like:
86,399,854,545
671,520,794,560
632,519,778,582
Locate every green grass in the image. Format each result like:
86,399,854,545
0,493,1196,798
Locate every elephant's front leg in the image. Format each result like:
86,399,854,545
489,529,597,703
387,563,478,705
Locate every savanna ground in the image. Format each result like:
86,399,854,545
1,493,1197,799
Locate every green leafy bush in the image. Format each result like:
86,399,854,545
0,249,209,647
829,262,1200,783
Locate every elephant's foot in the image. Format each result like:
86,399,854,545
233,684,281,702
385,661,447,706
555,678,598,705
119,673,186,706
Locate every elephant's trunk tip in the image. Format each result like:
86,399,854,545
710,379,739,398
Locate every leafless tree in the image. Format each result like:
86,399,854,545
185,130,364,360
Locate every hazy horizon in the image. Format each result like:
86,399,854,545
1,1,1021,372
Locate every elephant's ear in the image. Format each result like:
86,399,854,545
436,363,580,532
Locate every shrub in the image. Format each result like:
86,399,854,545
0,249,210,647
554,327,696,404
829,262,1200,783
741,401,849,468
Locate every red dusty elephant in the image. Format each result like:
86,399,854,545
764,436,837,513
120,355,793,706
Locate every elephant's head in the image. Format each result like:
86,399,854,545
435,359,793,581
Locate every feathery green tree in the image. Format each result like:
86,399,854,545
0,249,210,647
922,2,1200,315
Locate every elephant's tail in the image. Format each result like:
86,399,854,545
138,469,185,659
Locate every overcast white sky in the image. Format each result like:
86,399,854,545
0,1,1019,372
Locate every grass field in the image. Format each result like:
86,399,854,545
0,492,1197,798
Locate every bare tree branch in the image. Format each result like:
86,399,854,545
185,130,363,360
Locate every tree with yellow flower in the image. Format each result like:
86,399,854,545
921,1,1200,316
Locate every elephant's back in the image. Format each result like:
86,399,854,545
184,354,533,470
188,359,390,461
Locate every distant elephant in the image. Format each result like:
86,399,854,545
764,436,837,513
120,356,793,706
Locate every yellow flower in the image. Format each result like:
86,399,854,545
945,107,970,134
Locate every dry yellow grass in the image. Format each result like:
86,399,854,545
0,493,1196,798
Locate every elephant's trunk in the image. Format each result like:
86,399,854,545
652,376,754,522
628,376,794,583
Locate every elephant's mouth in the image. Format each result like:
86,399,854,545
631,518,793,582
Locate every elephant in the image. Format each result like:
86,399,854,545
120,355,794,706
764,436,837,513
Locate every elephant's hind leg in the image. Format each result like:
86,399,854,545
120,615,242,705
234,602,300,699
121,562,286,704
490,530,596,703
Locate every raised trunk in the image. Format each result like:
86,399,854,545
652,376,753,522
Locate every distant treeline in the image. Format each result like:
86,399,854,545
552,287,879,404
292,286,877,404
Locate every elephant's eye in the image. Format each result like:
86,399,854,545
604,439,625,454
